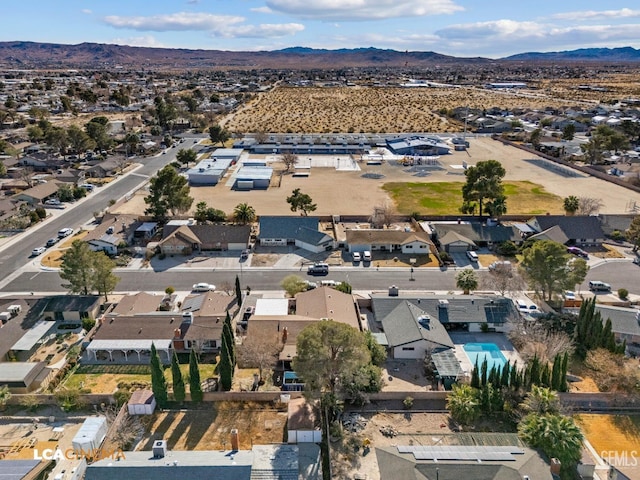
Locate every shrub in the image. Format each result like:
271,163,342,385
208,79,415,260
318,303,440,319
82,317,96,332
403,396,414,410
496,240,518,256
165,286,175,295
610,230,625,242
618,288,629,300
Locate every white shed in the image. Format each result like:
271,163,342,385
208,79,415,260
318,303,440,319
287,398,322,444
127,389,156,415
72,417,107,454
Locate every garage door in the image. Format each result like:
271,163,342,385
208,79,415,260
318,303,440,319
447,244,468,253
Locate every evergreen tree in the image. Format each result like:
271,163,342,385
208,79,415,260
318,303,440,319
219,324,234,391
189,349,203,402
510,360,520,390
540,363,551,388
150,343,168,408
480,358,488,387
171,352,185,404
235,275,242,306
501,361,511,388
560,352,569,392
224,311,236,368
470,359,480,389
551,355,561,391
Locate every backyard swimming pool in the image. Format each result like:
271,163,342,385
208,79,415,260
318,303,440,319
463,343,507,372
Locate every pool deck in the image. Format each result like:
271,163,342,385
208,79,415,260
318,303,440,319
449,332,523,378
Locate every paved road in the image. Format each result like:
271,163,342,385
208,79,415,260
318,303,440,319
4,259,640,295
0,141,192,278
2,267,462,293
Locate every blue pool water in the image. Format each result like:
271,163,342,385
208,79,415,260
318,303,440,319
463,343,507,372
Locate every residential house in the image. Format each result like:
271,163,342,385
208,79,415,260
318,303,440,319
159,223,251,254
84,214,140,255
0,361,53,393
259,216,333,252
83,157,126,178
527,215,606,247
86,444,306,480
12,180,62,205
108,292,165,317
431,222,522,252
0,298,55,362
30,295,102,323
346,229,434,255
594,305,640,356
598,214,636,237
375,442,554,480
187,158,233,186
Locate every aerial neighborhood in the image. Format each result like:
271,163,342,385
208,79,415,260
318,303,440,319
1,40,640,480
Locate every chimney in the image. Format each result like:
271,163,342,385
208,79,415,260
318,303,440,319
230,429,239,451
173,328,181,339
550,458,561,476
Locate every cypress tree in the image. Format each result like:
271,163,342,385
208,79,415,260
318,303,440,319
235,275,242,306
551,355,561,391
219,325,234,391
480,358,488,387
510,360,519,390
491,366,501,389
540,363,551,388
559,351,569,392
471,359,480,389
529,355,540,387
224,311,236,368
150,342,168,408
171,351,185,404
189,348,203,402
501,361,510,388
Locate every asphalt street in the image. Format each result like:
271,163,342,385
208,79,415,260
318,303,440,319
0,141,188,277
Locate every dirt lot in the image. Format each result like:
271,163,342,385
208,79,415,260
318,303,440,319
136,403,288,451
113,137,640,217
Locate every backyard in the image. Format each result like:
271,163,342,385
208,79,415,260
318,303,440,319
136,402,288,451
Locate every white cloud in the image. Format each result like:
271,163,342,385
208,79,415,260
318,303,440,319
251,6,273,14
187,0,201,4
111,35,167,48
265,0,463,21
551,8,640,22
103,12,246,32
214,23,305,39
81,9,92,15
103,12,302,39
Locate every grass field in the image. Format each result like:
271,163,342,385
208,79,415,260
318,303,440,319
382,180,563,215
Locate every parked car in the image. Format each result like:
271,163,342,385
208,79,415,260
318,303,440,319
31,247,46,256
488,260,511,270
304,280,317,290
363,251,372,262
633,257,640,265
567,246,589,259
466,251,479,262
192,282,216,292
240,249,250,260
307,263,329,275
352,252,361,262
45,238,58,248
564,291,576,300
588,280,611,292
57,227,74,238
320,280,338,287
79,183,95,191
44,198,61,205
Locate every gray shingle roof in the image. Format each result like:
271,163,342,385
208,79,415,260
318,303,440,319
294,226,332,245
529,215,605,241
434,223,521,244
379,301,453,350
259,216,319,240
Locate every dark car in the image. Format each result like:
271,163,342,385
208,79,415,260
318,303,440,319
567,246,589,259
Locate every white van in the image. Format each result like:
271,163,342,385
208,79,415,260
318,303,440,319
466,251,479,262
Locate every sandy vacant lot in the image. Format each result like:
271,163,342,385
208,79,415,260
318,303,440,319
114,137,640,217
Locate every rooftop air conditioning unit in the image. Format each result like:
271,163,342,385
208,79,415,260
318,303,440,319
439,299,449,309
153,440,168,458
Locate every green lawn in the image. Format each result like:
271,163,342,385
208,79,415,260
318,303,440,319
382,180,563,215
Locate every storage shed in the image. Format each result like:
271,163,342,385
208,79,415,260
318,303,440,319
72,417,107,454
287,398,321,443
187,158,233,186
127,389,156,415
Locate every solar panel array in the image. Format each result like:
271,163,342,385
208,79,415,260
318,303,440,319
397,445,525,462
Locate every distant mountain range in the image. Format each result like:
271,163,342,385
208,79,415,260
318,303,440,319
0,41,638,69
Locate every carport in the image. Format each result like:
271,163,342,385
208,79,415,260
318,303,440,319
86,339,172,364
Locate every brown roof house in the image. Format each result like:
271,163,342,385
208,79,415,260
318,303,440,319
158,223,251,255
86,291,235,364
84,214,141,255
346,229,434,256
12,180,63,205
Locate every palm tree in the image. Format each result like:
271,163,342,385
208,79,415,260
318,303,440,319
519,413,583,472
486,195,507,221
563,196,579,216
233,203,256,225
456,268,478,295
446,384,480,425
520,385,560,415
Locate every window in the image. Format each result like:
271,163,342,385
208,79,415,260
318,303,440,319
402,347,415,351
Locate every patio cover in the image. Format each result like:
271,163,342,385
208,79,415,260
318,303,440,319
86,339,172,362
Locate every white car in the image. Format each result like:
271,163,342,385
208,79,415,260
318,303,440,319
192,283,216,292
466,251,479,262
31,247,46,256
352,252,361,262
363,251,372,262
57,227,74,238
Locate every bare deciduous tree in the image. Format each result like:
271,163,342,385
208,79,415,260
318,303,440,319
254,130,268,144
481,265,525,296
577,197,603,216
104,407,145,451
236,333,282,383
20,166,35,188
507,314,574,364
370,202,394,228
280,152,298,172
219,280,234,296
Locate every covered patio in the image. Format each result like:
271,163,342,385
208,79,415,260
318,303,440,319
85,339,172,364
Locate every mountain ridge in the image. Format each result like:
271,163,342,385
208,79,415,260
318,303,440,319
0,41,638,68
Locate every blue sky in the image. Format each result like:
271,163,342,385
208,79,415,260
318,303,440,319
3,1,640,58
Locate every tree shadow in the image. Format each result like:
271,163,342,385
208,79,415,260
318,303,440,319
138,411,178,450
610,415,640,440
